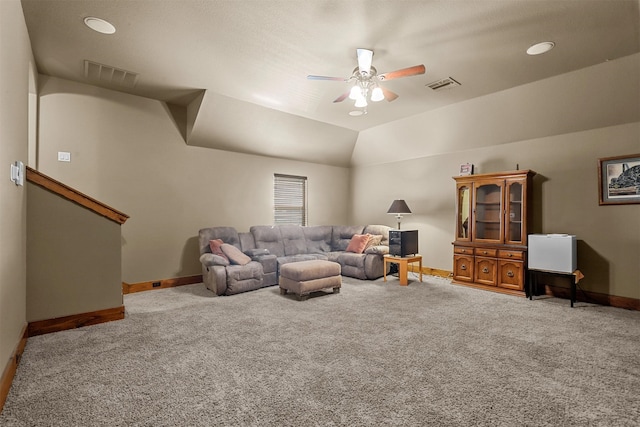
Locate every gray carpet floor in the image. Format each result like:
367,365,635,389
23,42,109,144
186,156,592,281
1,275,639,426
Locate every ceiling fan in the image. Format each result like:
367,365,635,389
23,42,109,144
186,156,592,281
307,48,425,109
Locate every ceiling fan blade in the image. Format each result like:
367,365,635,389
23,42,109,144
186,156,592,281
378,64,426,81
381,87,399,102
356,48,373,74
333,92,350,103
307,75,347,81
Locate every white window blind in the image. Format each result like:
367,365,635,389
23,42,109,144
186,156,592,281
274,174,307,226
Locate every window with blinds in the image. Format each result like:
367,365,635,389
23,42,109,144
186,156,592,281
274,174,307,226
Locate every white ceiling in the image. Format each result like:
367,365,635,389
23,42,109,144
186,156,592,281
20,0,640,166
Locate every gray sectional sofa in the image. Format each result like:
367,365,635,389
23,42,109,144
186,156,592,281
198,224,391,296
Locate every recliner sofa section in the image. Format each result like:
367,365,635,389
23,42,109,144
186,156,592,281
198,224,390,296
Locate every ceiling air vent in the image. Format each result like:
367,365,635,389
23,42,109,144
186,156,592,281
84,60,139,88
426,77,461,91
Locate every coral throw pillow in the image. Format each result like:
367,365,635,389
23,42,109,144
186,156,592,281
209,239,229,262
346,234,371,254
220,243,252,265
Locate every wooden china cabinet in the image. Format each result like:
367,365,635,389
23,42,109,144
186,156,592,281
452,170,536,295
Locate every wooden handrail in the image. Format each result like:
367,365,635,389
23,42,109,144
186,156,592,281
26,166,129,225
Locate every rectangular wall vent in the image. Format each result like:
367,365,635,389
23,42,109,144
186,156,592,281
84,60,139,88
426,77,461,91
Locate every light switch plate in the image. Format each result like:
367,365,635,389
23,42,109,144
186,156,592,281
58,151,71,162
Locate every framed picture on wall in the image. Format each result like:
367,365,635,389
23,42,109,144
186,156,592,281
598,153,640,205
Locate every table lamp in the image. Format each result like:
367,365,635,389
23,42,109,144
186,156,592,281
387,199,412,229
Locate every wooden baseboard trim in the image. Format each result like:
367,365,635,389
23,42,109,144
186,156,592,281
543,284,640,311
408,265,453,279
122,274,203,294
27,306,125,337
0,324,28,413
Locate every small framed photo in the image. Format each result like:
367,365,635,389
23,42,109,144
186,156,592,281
459,163,474,176
598,153,640,205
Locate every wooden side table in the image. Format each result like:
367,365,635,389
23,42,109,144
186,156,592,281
383,255,422,286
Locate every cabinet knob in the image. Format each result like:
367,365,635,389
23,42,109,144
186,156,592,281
461,265,467,270
482,267,489,273
507,253,513,257
461,249,466,253
507,271,514,277
482,250,487,255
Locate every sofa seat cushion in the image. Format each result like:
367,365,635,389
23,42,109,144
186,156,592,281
326,252,342,263
277,254,325,268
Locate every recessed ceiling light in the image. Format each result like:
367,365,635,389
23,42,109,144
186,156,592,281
526,41,555,56
349,110,365,117
84,17,116,35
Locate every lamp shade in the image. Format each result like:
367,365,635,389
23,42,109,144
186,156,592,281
387,199,412,214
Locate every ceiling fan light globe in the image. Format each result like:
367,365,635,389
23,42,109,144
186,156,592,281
349,85,361,100
371,87,384,102
354,96,368,108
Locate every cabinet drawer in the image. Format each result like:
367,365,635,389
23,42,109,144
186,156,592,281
454,246,473,255
498,260,524,291
453,255,474,282
474,257,497,286
475,248,497,257
498,250,524,260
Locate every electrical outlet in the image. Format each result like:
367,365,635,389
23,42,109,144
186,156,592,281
58,151,71,162
152,282,161,288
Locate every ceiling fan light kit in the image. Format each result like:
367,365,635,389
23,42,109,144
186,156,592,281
308,48,425,113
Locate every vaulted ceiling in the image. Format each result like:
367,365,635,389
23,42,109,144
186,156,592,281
20,0,640,166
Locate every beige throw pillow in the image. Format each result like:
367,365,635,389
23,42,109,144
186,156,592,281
220,243,252,265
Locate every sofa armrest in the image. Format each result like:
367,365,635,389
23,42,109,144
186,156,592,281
364,245,389,255
244,248,270,258
200,253,230,267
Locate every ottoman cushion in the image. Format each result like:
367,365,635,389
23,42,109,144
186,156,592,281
280,260,341,281
279,260,341,300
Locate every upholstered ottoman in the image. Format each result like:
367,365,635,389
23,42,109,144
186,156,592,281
279,260,341,300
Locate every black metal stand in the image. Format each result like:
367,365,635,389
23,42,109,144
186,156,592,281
528,269,582,307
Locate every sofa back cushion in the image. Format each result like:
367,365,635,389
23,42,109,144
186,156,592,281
198,226,240,255
331,225,365,251
250,225,285,257
303,225,332,253
238,232,256,252
279,225,308,255
363,225,391,246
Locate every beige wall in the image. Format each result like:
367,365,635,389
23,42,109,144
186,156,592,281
36,77,351,283
0,0,31,374
350,55,640,300
26,184,123,322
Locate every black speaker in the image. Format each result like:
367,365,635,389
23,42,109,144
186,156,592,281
389,230,418,257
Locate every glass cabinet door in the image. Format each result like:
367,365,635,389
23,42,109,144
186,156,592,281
473,180,503,243
456,184,472,241
505,179,525,245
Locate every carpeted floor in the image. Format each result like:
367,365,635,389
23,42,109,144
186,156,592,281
1,275,639,426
